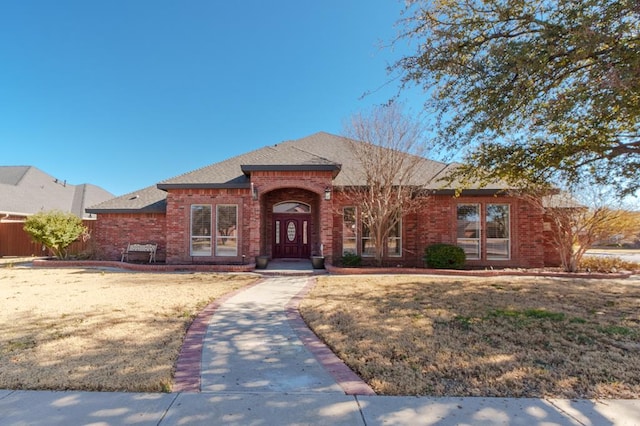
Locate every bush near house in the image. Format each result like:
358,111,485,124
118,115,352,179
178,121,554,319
579,256,640,273
341,252,363,267
23,211,88,259
424,243,466,269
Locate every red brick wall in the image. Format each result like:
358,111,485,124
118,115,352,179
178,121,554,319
91,213,166,261
330,192,546,268
543,213,562,266
164,188,251,264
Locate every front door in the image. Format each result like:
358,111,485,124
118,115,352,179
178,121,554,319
273,215,310,258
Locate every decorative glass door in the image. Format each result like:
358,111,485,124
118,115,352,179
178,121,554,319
273,215,310,258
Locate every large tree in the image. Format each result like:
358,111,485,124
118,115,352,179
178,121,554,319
392,0,640,196
342,103,429,265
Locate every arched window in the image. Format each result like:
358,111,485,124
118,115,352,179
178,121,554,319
273,201,311,214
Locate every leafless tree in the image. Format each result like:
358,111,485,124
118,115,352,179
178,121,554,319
342,103,431,265
519,187,639,272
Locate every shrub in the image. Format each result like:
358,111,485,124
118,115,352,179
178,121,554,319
23,210,88,259
341,252,362,267
579,256,640,273
424,243,466,269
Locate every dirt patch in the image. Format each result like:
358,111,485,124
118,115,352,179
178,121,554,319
0,267,257,392
300,275,640,398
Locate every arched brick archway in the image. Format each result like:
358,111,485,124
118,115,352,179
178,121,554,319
262,188,320,258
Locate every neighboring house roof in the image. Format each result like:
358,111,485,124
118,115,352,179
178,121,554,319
88,131,510,213
0,166,114,219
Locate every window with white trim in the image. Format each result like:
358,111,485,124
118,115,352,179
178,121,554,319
191,205,212,256
457,204,480,260
486,204,510,260
361,222,376,257
216,205,238,256
387,218,402,257
342,207,357,255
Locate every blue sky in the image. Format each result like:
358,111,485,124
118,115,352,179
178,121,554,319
0,1,426,196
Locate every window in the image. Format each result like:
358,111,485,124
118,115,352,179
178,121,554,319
361,222,376,257
273,201,310,213
387,218,402,257
457,204,480,259
486,204,510,260
343,208,403,258
191,205,212,256
216,205,238,256
342,207,357,255
456,203,511,261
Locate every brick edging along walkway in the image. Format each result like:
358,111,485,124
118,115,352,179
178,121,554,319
172,279,266,393
285,278,376,396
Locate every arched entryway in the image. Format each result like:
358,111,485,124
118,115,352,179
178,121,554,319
272,201,311,258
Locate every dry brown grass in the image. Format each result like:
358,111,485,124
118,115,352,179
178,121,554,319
0,267,256,392
300,275,640,398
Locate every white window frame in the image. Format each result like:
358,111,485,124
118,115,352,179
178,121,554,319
457,203,481,260
342,206,357,255
486,204,510,260
215,204,238,257
190,204,212,256
387,217,402,257
361,221,375,257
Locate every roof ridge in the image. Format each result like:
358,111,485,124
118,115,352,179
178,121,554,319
289,145,341,166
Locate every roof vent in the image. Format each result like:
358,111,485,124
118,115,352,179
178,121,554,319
129,195,139,200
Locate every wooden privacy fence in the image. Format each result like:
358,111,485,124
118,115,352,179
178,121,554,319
0,220,96,257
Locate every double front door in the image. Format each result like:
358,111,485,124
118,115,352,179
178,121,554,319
273,214,310,258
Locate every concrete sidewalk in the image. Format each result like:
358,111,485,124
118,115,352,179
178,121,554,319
2,276,640,425
2,389,639,425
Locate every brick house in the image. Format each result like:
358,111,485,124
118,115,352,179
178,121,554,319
87,132,547,268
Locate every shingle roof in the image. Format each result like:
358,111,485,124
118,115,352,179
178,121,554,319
86,185,167,214
88,131,510,213
0,166,114,218
156,139,341,189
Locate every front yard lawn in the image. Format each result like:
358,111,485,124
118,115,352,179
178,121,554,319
300,275,640,398
0,268,256,392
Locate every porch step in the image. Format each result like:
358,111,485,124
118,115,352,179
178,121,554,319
257,259,327,276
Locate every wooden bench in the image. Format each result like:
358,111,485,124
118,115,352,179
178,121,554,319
121,243,157,263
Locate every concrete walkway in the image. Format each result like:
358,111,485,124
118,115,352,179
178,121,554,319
2,275,640,425
198,276,360,394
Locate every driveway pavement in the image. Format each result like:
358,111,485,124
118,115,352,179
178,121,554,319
2,275,640,425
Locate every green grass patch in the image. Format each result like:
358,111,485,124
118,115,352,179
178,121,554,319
598,325,634,336
488,308,565,322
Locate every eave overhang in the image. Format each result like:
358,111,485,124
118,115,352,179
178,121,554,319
429,188,507,196
240,164,341,178
84,208,166,214
156,183,251,191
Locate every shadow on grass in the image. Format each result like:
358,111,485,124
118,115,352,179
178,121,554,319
301,276,640,398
